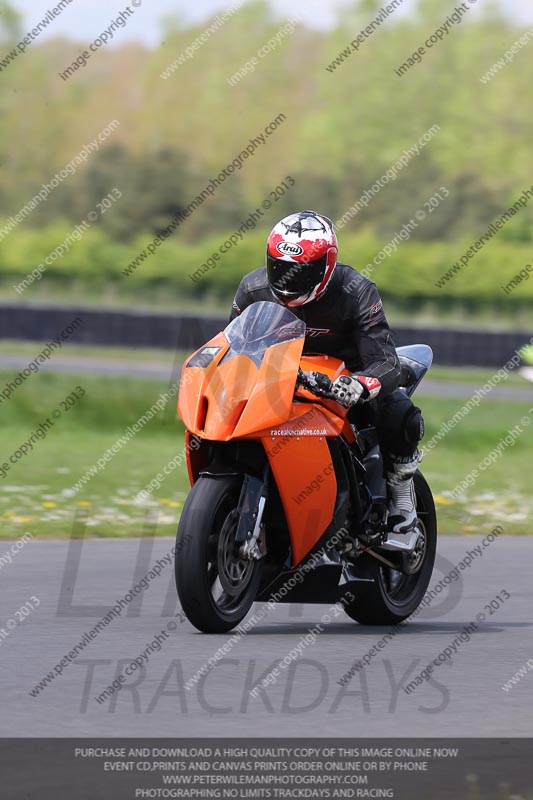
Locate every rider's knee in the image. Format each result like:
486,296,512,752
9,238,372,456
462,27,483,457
376,389,424,457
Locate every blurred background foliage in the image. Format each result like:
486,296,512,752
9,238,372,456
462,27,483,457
0,0,532,321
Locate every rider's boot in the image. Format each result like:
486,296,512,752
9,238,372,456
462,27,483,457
385,450,422,546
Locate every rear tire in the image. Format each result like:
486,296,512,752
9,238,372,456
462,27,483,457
175,475,263,633
344,470,437,625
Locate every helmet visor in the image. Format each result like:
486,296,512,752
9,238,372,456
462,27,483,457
267,251,328,299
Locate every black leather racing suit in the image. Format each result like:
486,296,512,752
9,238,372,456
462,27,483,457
229,263,423,460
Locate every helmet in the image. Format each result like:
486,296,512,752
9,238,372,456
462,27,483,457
266,211,338,307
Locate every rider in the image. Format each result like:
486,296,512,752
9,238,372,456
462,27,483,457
229,211,424,539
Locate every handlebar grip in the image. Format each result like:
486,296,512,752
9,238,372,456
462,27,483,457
297,370,334,397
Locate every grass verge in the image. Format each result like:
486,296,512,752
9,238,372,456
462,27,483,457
0,370,531,538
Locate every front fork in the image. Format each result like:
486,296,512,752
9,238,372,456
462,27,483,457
235,466,269,561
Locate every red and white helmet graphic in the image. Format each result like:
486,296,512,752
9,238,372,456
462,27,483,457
266,211,338,307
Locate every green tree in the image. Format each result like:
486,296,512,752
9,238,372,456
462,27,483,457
79,145,191,241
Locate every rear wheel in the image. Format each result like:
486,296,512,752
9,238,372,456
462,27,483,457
344,471,437,625
175,475,263,633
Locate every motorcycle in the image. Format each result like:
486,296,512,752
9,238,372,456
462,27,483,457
175,300,436,633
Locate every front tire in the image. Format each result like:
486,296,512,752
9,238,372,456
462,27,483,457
175,475,263,633
344,470,437,625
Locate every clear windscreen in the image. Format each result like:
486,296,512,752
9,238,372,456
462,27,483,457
224,301,306,367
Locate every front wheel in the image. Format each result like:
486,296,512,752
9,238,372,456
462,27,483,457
175,475,263,633
344,470,437,625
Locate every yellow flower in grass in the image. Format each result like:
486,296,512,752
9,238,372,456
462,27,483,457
3,511,17,518
78,501,92,507
434,495,454,506
15,517,33,523
42,502,57,508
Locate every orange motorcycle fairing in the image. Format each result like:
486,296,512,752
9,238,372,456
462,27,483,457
178,332,230,435
298,354,347,381
180,337,305,441
263,431,338,566
231,337,305,438
259,400,346,566
251,400,345,441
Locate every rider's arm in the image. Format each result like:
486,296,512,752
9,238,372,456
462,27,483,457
351,280,401,396
229,278,250,322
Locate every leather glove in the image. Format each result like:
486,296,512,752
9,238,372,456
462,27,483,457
331,374,381,408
